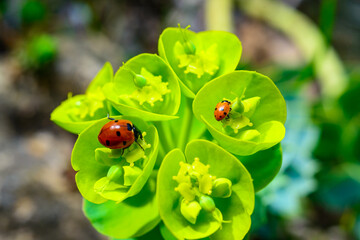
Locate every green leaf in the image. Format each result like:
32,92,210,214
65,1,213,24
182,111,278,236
157,140,254,240
160,222,179,240
50,94,107,134
83,178,160,239
158,27,242,96
103,53,181,121
160,223,213,240
237,143,282,192
193,70,286,155
71,116,158,204
50,62,114,134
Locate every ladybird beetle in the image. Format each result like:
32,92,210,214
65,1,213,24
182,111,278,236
214,100,232,121
98,116,143,150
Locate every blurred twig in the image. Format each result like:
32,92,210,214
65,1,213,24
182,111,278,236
205,0,234,32
238,0,347,109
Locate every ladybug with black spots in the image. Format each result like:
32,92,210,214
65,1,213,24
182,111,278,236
98,115,143,150
214,100,232,121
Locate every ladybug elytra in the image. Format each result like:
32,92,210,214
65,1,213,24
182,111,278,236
98,117,143,150
214,100,232,121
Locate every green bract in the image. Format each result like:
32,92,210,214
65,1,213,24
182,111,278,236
193,70,286,155
71,116,158,204
103,54,181,121
157,140,254,240
158,27,242,97
238,143,283,192
83,176,160,239
51,62,114,134
160,223,179,240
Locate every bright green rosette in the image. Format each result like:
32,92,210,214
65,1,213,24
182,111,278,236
157,140,254,240
193,70,286,156
50,25,289,240
83,175,160,239
103,54,181,121
158,26,242,98
51,62,114,134
71,116,159,204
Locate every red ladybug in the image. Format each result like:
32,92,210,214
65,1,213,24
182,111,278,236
214,100,231,121
98,116,143,150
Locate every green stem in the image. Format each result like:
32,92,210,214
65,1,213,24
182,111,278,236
178,98,193,151
155,143,166,169
155,121,175,153
190,126,207,141
162,120,176,149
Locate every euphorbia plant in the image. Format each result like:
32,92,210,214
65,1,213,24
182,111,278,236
51,26,286,240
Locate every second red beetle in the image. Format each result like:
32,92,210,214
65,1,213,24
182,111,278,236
214,100,232,121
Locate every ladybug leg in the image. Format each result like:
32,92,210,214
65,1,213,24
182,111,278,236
135,141,144,151
226,112,231,120
107,113,115,120
226,108,232,120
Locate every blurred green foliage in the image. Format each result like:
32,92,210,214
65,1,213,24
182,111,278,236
319,0,337,45
19,34,57,69
21,0,46,25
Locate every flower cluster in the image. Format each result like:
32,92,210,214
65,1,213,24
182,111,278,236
173,158,231,224
51,26,286,240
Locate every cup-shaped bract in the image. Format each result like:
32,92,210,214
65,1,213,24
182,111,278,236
157,140,254,240
158,27,242,98
83,177,160,239
237,143,283,192
51,62,114,134
103,54,181,121
71,116,158,204
193,71,286,156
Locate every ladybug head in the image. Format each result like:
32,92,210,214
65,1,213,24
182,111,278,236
133,124,143,141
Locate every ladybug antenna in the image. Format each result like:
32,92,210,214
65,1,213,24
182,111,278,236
107,113,115,121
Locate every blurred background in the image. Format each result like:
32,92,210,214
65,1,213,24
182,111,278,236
0,0,359,239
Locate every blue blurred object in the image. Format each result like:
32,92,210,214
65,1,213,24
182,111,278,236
67,2,92,29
